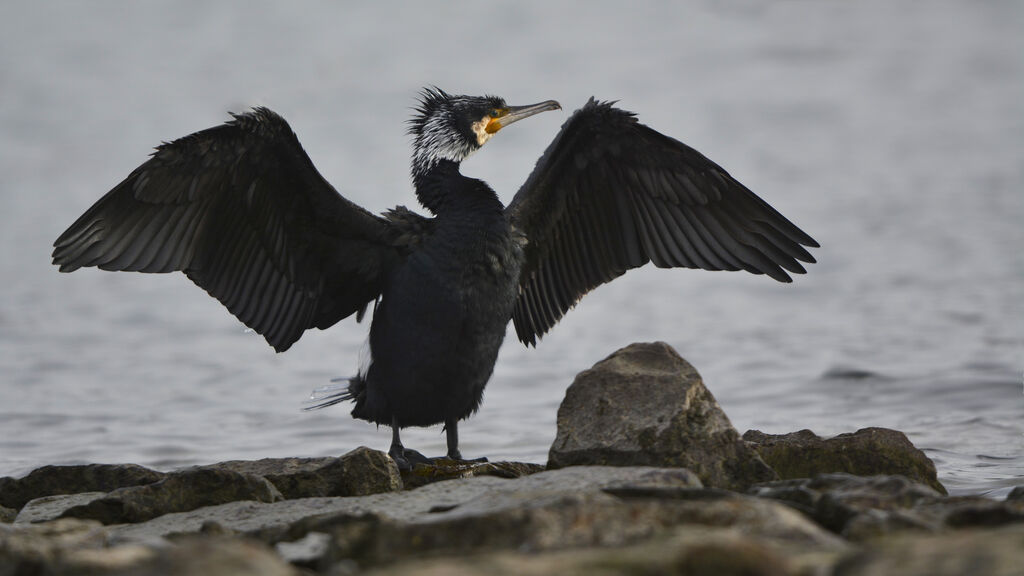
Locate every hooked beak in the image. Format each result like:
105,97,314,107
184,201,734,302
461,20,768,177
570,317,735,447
487,100,561,133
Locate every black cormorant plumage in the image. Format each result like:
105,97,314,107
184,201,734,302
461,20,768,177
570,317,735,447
52,88,818,469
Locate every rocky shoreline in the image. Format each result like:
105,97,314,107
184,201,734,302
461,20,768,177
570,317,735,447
2,343,1021,575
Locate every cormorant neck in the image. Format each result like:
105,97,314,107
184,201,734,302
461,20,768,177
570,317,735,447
412,159,503,216
412,159,463,215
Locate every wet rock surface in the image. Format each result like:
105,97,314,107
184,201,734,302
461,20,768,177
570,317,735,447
3,343,1019,575
548,342,776,490
744,427,947,494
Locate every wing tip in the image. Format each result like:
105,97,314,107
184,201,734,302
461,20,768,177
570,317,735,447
53,261,81,273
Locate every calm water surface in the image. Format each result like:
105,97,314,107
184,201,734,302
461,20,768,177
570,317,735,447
1,2,1021,497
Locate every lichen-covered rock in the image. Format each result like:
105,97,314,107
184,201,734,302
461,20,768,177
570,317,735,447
0,506,16,524
402,459,545,490
0,464,164,511
834,524,1024,576
58,468,283,525
204,446,401,499
548,342,776,490
743,428,946,494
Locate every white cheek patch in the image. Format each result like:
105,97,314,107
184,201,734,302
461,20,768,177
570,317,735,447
471,117,495,147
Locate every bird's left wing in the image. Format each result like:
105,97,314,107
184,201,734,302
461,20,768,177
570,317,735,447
506,98,818,345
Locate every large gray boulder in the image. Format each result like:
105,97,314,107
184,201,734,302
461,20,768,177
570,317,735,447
548,342,776,490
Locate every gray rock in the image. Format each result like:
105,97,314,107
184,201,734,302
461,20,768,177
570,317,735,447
107,536,300,576
834,524,1024,576
321,481,844,568
0,518,110,574
752,474,940,534
334,446,404,495
401,459,545,490
15,492,108,524
203,446,401,499
0,464,164,510
0,520,298,576
106,466,702,545
57,544,157,575
547,342,776,490
1007,485,1024,501
909,495,1024,530
59,467,283,525
748,473,1024,541
354,522,843,576
743,427,947,494
274,531,331,567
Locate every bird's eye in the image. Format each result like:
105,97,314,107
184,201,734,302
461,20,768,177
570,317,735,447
489,109,501,118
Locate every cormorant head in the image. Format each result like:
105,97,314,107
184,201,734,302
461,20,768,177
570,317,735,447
409,87,560,178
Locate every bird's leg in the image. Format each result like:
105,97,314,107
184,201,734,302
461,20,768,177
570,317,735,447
443,418,487,464
445,417,462,460
388,417,428,471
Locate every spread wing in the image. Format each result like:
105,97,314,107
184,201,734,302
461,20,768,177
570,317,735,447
506,98,819,345
52,107,422,352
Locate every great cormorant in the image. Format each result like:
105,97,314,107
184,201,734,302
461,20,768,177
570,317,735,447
52,88,818,469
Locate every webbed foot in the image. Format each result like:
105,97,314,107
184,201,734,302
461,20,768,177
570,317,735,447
441,452,488,465
389,446,431,471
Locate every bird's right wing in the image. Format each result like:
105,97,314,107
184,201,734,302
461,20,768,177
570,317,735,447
506,98,818,345
52,108,419,352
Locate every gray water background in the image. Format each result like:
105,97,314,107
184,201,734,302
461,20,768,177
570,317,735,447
1,1,1021,497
